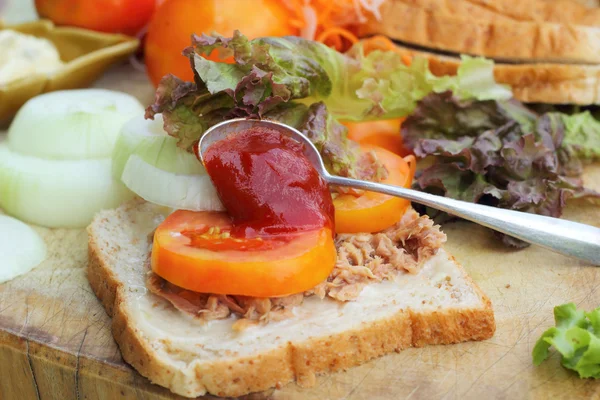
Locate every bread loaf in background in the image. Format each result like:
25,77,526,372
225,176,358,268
359,0,600,104
396,0,600,25
391,43,600,104
565,0,600,8
359,1,600,64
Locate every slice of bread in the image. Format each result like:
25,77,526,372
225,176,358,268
393,42,600,104
569,0,600,7
87,200,495,398
359,1,600,64
397,0,600,26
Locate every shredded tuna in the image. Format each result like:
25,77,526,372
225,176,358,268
146,275,231,320
147,209,445,327
311,209,446,301
147,275,304,326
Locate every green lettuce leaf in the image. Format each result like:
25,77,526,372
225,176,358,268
185,31,511,122
559,111,600,160
146,76,384,179
145,75,234,152
403,92,599,247
147,31,510,180
269,102,386,180
533,303,600,379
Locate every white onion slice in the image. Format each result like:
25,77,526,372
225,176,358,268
0,144,134,228
112,114,205,179
112,114,222,211
121,155,224,212
7,89,144,160
0,215,47,283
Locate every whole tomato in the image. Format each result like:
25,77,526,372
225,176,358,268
35,0,156,36
144,0,297,86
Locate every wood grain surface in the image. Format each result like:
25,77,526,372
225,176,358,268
1,64,600,400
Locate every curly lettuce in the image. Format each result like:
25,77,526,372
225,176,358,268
533,303,600,379
402,92,599,247
146,31,511,179
186,31,510,121
560,111,600,160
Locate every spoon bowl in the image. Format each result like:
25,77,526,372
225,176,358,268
199,118,600,265
198,118,329,176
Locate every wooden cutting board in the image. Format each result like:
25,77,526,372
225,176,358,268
1,65,600,400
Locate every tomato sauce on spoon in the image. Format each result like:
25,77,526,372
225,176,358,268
203,126,334,239
150,126,336,297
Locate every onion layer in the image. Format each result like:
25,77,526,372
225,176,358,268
121,155,224,212
112,114,223,211
0,215,47,283
7,89,144,160
112,114,205,179
0,144,134,228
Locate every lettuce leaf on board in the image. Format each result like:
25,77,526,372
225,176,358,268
560,111,600,160
402,92,599,247
146,31,511,180
533,303,600,379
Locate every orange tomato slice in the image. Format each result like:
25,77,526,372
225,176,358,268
344,118,410,157
151,210,336,297
334,145,416,234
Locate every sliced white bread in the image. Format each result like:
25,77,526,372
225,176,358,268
396,0,600,26
569,0,600,7
87,201,495,398
359,1,600,64
391,43,600,104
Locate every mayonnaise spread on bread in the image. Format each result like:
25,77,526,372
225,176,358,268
146,209,448,329
128,250,482,361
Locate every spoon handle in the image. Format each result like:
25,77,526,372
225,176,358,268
327,175,600,265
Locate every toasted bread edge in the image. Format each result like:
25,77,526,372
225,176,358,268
87,211,495,398
361,1,600,65
390,43,600,105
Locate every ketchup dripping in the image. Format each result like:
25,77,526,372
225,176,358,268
202,126,334,240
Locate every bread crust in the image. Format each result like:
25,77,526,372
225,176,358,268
394,0,600,26
359,1,600,64
390,43,600,104
571,0,600,7
87,209,495,398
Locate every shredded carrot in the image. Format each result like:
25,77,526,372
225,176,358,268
281,0,307,27
317,2,336,24
289,18,306,29
316,27,359,51
401,55,412,67
361,35,395,52
282,0,372,36
361,35,413,66
281,0,405,56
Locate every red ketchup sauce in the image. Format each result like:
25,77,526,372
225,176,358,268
202,126,334,240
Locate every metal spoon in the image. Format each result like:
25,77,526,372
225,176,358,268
199,118,600,265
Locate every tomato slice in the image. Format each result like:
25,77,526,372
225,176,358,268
151,210,336,297
334,145,416,234
344,118,410,157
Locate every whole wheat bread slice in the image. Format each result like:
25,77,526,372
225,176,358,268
87,200,495,398
568,0,600,7
393,0,600,26
393,42,600,104
359,1,600,64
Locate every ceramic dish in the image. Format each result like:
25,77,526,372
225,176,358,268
0,19,139,122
